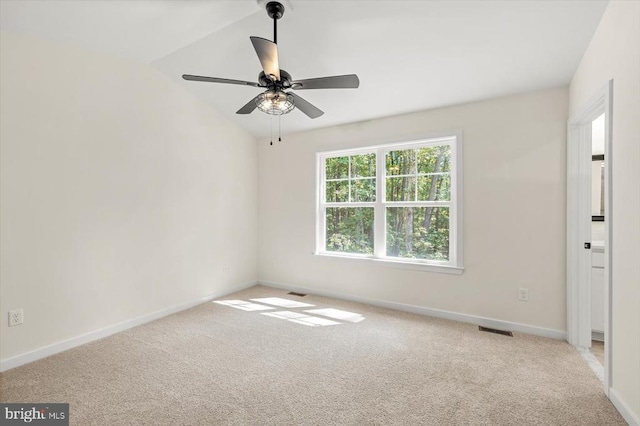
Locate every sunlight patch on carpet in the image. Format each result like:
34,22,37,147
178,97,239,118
250,297,315,308
213,300,274,311
262,311,341,327
262,311,308,320
214,297,361,327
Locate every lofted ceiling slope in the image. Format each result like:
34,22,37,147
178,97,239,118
1,0,608,138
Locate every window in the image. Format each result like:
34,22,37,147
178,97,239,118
317,135,463,273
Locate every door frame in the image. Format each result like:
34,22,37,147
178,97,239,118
566,80,613,394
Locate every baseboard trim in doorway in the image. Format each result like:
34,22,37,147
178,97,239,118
609,388,640,426
0,280,257,372
259,281,566,340
577,347,604,383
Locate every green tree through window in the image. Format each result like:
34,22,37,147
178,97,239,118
324,153,376,254
318,136,461,269
385,145,451,260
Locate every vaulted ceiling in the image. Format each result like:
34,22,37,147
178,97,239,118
1,0,608,138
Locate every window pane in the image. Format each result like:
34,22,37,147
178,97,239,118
326,207,374,255
350,153,376,178
325,156,349,179
386,207,449,261
417,145,451,174
326,180,349,202
350,178,376,202
386,150,416,176
417,175,451,201
386,177,416,201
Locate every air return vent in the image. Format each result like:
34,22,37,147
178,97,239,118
479,326,513,337
287,291,307,297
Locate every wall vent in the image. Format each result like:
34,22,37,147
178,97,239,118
479,326,513,337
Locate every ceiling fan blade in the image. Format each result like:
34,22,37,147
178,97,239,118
236,96,259,115
182,74,262,87
290,93,324,119
291,74,360,90
250,36,280,81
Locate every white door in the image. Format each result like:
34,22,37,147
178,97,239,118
566,80,613,395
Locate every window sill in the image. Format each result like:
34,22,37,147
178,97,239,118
314,252,464,275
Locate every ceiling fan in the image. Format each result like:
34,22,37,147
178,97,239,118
182,1,359,120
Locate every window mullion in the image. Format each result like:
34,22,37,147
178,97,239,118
318,155,326,253
348,156,352,202
414,149,418,202
374,148,385,258
324,202,375,208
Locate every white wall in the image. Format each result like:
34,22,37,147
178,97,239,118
0,33,258,362
569,0,640,421
258,87,568,333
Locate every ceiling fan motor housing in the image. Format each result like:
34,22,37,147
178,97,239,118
259,69,292,88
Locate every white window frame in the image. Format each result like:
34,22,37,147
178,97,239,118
315,133,464,274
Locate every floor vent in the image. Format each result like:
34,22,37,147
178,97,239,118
287,291,307,297
479,326,513,337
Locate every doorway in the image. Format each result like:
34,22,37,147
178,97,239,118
590,113,605,367
566,80,613,395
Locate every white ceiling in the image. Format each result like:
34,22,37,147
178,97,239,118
0,1,261,63
1,0,608,139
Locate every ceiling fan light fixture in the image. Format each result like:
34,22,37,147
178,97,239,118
256,90,294,115
182,0,357,123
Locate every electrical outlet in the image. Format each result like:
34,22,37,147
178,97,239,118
518,288,529,302
9,309,23,326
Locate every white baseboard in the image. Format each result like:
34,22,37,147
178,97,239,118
592,330,605,342
577,347,604,384
610,388,640,426
260,280,566,340
0,281,257,372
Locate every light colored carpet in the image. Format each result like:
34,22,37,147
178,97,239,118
0,285,625,425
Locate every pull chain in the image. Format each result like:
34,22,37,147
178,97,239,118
278,115,282,142
270,116,273,146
